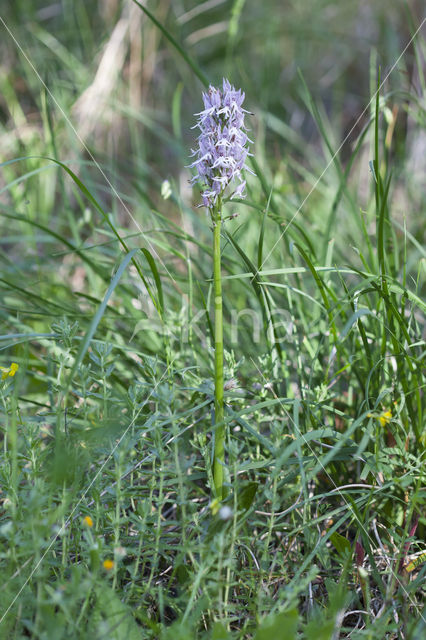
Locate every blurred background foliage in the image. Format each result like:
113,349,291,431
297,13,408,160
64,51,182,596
1,0,425,217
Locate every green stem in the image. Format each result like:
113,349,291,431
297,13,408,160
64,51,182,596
212,205,225,500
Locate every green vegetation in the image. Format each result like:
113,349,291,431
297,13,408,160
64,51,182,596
0,1,424,637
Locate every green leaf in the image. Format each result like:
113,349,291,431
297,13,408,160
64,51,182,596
90,585,141,639
131,0,209,87
304,618,335,640
211,622,233,639
237,481,259,511
254,609,298,640
141,247,164,316
304,580,350,640
340,308,374,341
66,248,139,388
329,531,351,558
161,621,195,640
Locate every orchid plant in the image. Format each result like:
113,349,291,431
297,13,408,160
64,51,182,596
189,79,253,500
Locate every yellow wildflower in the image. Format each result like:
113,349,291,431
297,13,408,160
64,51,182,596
367,408,392,427
0,362,19,380
379,410,392,427
103,559,114,571
83,515,93,528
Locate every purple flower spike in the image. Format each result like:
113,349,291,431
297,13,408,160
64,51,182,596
189,78,253,211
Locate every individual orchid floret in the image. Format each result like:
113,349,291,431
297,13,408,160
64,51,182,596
189,78,254,212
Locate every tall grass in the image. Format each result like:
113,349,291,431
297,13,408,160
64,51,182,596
0,1,425,638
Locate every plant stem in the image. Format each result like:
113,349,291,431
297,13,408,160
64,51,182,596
212,205,225,500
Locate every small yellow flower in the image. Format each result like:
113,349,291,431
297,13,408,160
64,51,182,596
103,559,114,571
83,515,93,528
0,362,19,380
367,409,392,427
379,410,392,427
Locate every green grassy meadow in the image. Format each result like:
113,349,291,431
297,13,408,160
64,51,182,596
0,1,425,638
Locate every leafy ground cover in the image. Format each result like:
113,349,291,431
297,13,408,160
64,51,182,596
0,1,425,638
